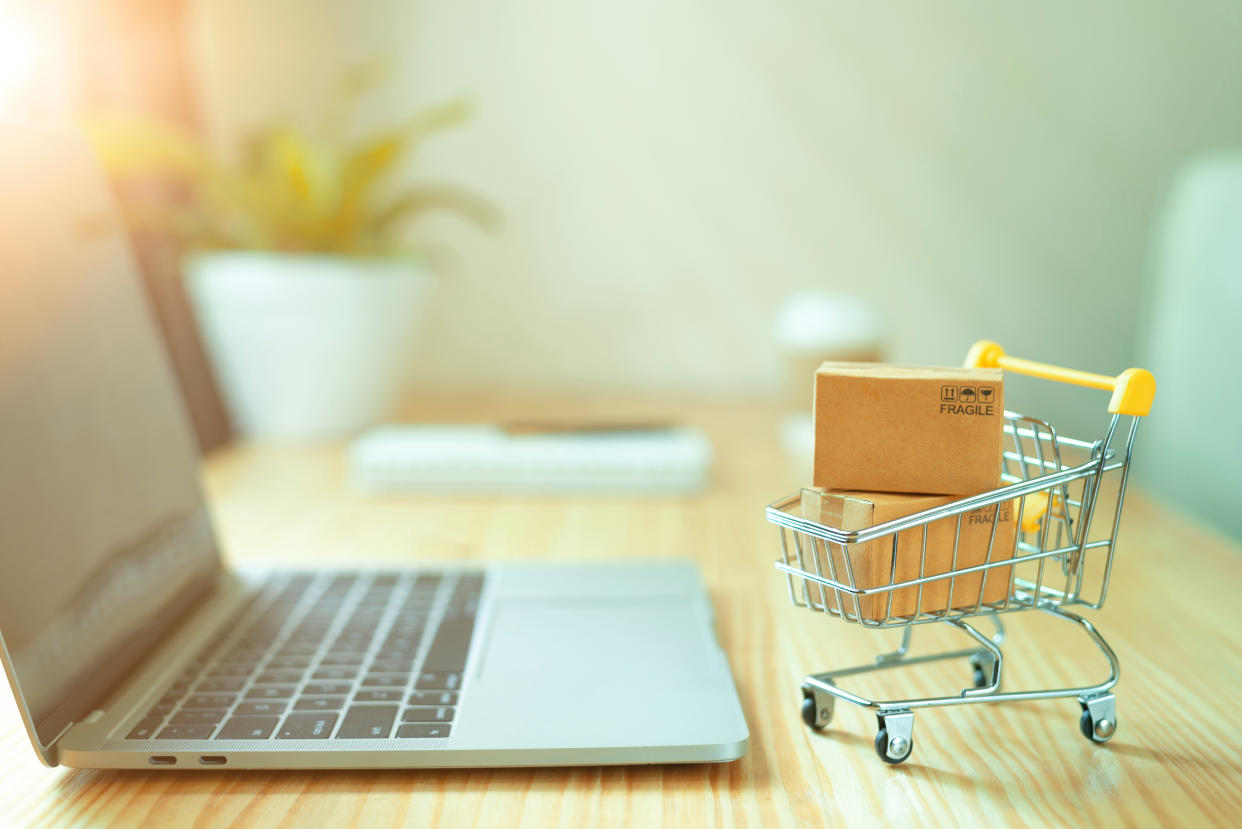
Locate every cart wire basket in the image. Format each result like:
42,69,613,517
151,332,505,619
767,340,1156,765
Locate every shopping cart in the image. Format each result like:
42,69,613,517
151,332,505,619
767,340,1155,765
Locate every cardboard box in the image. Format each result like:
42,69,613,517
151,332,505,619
813,363,1005,495
799,488,1017,621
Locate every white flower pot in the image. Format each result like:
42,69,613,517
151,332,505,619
184,252,433,441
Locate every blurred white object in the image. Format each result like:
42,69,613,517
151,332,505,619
1140,156,1242,540
350,425,713,494
771,292,883,356
779,413,815,462
185,252,432,440
772,292,884,456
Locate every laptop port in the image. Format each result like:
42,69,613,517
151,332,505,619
148,756,176,765
199,756,227,766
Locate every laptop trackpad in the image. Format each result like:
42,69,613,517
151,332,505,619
465,597,733,747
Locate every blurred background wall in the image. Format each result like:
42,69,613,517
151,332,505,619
187,0,1242,444
2,0,1238,537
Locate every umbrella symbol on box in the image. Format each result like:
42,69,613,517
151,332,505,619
959,387,977,403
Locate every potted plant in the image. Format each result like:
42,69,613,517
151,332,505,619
89,67,494,440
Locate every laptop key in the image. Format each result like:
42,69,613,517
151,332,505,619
396,724,451,739
294,696,346,711
277,643,319,655
235,701,286,716
312,667,358,681
217,716,279,739
266,655,313,670
328,641,369,654
368,660,415,674
245,685,296,700
278,713,339,739
355,690,403,702
336,705,397,739
170,710,226,725
255,670,303,685
185,694,236,708
335,628,375,640
374,648,419,662
401,706,454,722
386,634,424,648
156,724,215,740
320,654,366,666
422,618,475,673
195,679,244,693
361,675,407,687
409,691,458,706
224,649,267,663
337,632,379,643
126,718,164,740
303,683,351,696
157,691,184,706
414,672,461,691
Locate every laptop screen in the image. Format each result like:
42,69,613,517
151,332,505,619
0,126,220,755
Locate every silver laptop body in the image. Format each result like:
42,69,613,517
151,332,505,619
0,124,748,769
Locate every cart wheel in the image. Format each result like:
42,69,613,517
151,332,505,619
874,727,912,765
1079,706,1117,743
801,688,832,730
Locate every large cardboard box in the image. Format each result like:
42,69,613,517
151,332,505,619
799,488,1017,621
813,363,1005,495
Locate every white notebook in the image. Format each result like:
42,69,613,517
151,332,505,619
349,425,713,494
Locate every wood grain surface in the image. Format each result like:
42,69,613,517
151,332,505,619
2,398,1240,828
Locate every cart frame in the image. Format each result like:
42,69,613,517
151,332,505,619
767,340,1154,764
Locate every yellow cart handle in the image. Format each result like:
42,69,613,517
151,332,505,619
964,340,1155,416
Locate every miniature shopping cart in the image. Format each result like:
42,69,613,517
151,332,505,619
767,340,1155,765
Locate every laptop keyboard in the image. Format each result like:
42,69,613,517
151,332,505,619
124,570,484,742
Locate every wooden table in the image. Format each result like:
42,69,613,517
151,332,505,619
3,399,1241,827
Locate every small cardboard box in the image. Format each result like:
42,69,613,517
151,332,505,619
799,488,1017,621
813,363,1005,495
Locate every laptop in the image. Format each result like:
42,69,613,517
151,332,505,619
0,125,749,770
